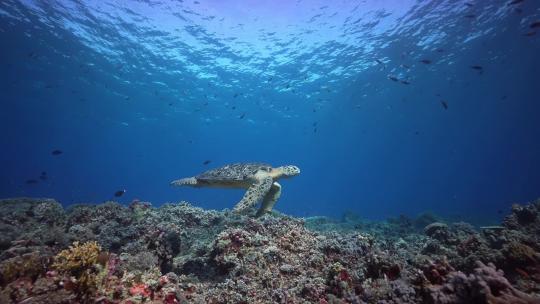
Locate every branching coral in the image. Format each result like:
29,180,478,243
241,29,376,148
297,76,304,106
52,241,103,296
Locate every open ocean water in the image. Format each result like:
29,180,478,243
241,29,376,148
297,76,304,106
2,1,540,303
1,0,540,223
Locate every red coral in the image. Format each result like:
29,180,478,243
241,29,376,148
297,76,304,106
129,283,151,297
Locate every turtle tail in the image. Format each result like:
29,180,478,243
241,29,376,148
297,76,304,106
170,177,198,187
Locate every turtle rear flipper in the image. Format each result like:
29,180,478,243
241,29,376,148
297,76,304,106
234,176,273,213
255,182,281,217
170,177,198,187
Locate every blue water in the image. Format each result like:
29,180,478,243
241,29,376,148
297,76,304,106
1,0,539,224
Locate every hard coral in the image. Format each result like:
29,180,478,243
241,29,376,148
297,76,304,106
53,241,101,272
427,262,540,304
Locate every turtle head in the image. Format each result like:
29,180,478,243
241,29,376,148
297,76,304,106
278,165,300,178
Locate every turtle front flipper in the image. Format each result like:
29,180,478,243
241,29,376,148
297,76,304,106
170,177,198,187
255,182,281,218
233,176,273,213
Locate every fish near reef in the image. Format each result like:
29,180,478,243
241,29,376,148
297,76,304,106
114,189,126,197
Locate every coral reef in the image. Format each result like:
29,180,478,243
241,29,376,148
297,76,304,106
0,197,539,303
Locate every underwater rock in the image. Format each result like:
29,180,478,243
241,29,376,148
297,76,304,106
424,222,450,240
0,197,538,303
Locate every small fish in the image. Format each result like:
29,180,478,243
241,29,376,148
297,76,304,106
401,64,411,68
375,59,383,64
203,160,211,165
26,179,38,184
441,101,448,109
268,77,273,82
464,14,476,19
420,59,432,64
239,113,245,119
39,175,47,181
401,80,411,85
524,31,536,37
286,84,290,89
233,93,238,98
464,2,473,7
507,0,524,5
313,122,318,127
168,103,173,106
388,75,399,82
114,190,126,197
231,106,236,110
41,171,47,176
470,65,483,70
51,150,63,155
530,21,540,29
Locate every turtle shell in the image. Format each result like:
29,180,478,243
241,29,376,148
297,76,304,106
195,163,272,181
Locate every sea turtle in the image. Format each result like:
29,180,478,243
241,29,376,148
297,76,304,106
170,163,300,217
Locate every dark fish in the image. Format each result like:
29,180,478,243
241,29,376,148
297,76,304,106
51,150,63,155
401,80,411,85
231,106,236,110
464,2,473,7
114,190,126,197
375,59,383,64
313,122,318,126
39,175,47,181
233,93,238,98
464,14,476,19
239,113,245,119
168,103,173,106
388,75,399,82
470,65,483,71
268,77,273,82
508,0,524,5
203,160,211,165
41,171,47,176
524,31,536,37
530,21,540,29
420,59,432,64
286,84,290,89
26,179,38,184
441,101,448,109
